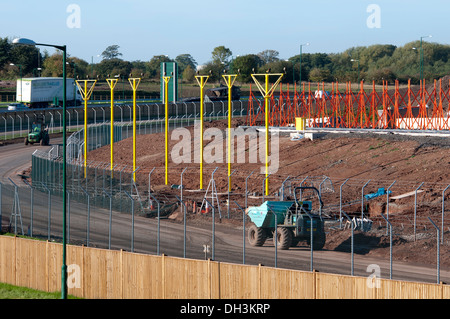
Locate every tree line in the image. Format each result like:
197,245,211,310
1,37,450,85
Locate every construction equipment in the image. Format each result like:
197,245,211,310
182,84,241,102
25,116,49,146
246,186,326,250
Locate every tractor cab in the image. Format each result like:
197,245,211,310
25,117,50,146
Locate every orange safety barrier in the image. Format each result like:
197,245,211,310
246,79,450,131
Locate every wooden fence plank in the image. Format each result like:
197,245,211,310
260,267,315,299
0,236,15,285
219,262,260,299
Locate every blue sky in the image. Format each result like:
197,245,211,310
0,0,447,65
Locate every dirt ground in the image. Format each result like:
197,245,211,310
84,118,450,269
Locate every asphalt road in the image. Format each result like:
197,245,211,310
0,137,449,286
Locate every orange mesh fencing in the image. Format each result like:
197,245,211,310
246,79,450,130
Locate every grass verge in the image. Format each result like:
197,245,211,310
0,282,81,299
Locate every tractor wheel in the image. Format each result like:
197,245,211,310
248,224,266,247
307,232,326,250
24,137,28,145
276,227,293,250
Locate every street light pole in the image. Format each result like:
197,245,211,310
351,59,360,83
12,37,68,299
67,61,76,105
10,63,22,102
420,35,432,84
299,43,309,93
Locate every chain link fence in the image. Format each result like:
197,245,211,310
1,99,449,283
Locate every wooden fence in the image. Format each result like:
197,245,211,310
0,235,449,299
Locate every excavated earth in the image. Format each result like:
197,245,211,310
85,118,450,269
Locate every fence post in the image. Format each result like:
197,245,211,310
42,183,51,240
298,176,309,201
103,188,113,250
441,184,450,244
149,192,161,255
180,167,188,205
274,211,278,268
233,201,246,265
23,180,34,237
361,179,371,223
175,195,187,258
428,217,440,284
341,211,354,276
123,190,135,252
339,178,349,229
386,180,396,235
80,186,90,247
280,175,290,201
204,198,215,260
306,212,314,271
414,182,424,241
380,213,393,279
119,165,127,212
227,169,236,219
245,170,254,210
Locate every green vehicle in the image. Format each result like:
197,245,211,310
247,186,327,250
25,120,50,146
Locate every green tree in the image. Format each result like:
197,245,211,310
182,65,195,82
257,60,291,84
66,57,89,79
101,45,123,60
231,54,262,82
308,67,332,82
201,61,222,82
8,43,42,76
0,37,12,69
211,46,232,66
289,53,333,82
257,50,280,64
41,52,64,77
367,67,396,84
96,58,132,78
147,55,173,79
130,60,148,78
175,54,197,74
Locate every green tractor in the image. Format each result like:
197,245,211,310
246,186,327,250
25,119,50,146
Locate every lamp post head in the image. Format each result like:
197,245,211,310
12,38,36,46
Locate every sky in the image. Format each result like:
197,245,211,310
0,0,447,66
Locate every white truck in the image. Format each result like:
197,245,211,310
16,77,82,108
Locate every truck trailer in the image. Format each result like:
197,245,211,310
16,77,82,108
